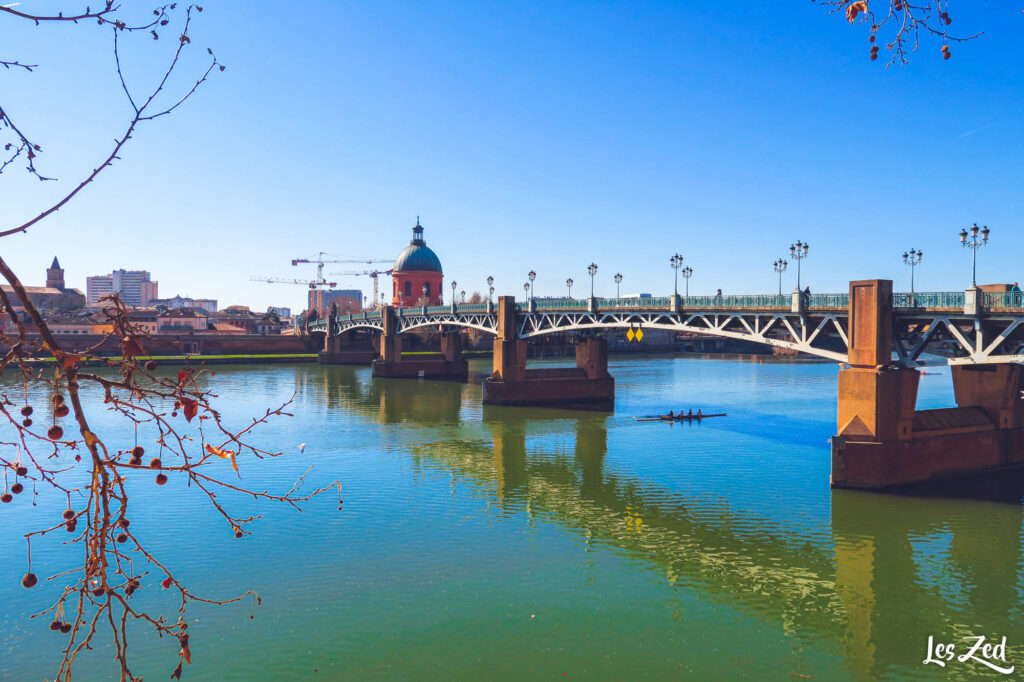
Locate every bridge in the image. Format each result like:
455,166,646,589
311,280,1024,491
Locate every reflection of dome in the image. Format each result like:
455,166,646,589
393,220,442,272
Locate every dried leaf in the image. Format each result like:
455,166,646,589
171,661,183,679
181,398,198,422
59,353,82,371
177,369,190,385
205,443,238,472
122,336,144,359
847,1,868,23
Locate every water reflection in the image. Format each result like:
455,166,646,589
304,363,1024,679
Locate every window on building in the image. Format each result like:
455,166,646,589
404,281,411,298
424,282,431,298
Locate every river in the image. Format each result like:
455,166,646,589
2,356,1022,680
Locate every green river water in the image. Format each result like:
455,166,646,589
1,356,1022,680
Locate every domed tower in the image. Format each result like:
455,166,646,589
391,218,443,308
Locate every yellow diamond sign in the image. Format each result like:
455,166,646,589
626,328,635,342
635,328,644,342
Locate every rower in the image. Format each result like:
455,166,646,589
696,409,703,419
687,409,693,418
667,409,674,418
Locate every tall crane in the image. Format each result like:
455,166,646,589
330,269,394,308
291,253,391,287
251,276,338,289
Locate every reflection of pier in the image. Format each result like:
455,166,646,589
299,363,1024,679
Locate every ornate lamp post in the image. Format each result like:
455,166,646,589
902,248,923,294
566,277,573,299
681,266,693,298
614,272,623,299
528,270,536,301
460,289,466,303
523,282,530,300
670,253,683,296
587,263,598,298
486,275,494,303
772,258,788,296
789,241,809,291
450,280,457,304
422,283,429,306
960,223,990,287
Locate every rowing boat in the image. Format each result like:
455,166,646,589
636,413,727,422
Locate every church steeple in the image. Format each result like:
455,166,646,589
46,256,65,290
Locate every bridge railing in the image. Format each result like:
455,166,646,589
807,293,848,308
595,297,673,309
456,303,490,313
892,292,964,309
529,299,589,311
683,294,789,309
983,291,1024,310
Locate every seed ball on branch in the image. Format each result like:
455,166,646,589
65,521,77,533
22,418,32,427
21,573,37,588
145,360,158,371
149,457,162,469
116,533,128,543
11,483,23,495
92,586,105,597
49,620,61,631
53,394,64,405
47,425,64,440
54,405,70,418
155,473,168,485
234,528,243,539
62,509,75,520
118,518,130,529
16,466,27,476
20,406,33,417
59,623,72,634
1,493,13,503
132,446,144,458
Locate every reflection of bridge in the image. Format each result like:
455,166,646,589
295,366,1024,680
313,280,1024,490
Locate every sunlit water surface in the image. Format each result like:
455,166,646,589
2,356,1022,680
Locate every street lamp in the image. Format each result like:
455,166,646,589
789,241,809,291
450,280,457,304
566,277,574,299
528,270,536,301
523,282,530,300
460,289,466,303
486,275,494,303
670,253,683,296
587,263,598,298
614,272,623,299
960,223,990,287
772,259,788,296
422,283,429,305
902,248,923,294
681,266,693,298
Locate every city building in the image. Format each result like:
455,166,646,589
308,289,362,316
391,219,443,307
150,295,218,313
86,269,158,307
208,306,285,335
0,257,86,312
268,306,292,318
157,308,208,333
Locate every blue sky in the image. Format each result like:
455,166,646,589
2,2,1022,310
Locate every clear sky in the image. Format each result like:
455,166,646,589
3,2,1022,311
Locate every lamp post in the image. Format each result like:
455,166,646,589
486,276,494,303
450,280,457,305
422,283,428,306
614,272,623,299
460,290,465,303
587,263,598,298
528,270,536,301
566,278,573,299
789,241,809,291
960,223,990,287
681,266,693,298
772,258,788,296
902,248,923,294
523,282,530,300
670,253,683,296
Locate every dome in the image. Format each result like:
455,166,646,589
393,220,443,273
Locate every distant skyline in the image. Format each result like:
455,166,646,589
3,2,1022,312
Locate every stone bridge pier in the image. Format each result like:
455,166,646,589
371,306,468,380
832,279,1024,489
319,327,379,365
483,296,614,410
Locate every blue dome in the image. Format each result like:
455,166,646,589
393,221,443,272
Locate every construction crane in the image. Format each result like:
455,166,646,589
251,276,338,289
291,253,391,287
330,269,394,308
